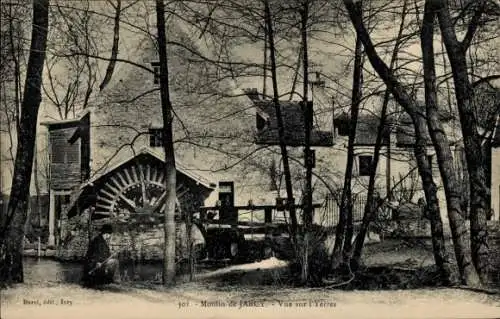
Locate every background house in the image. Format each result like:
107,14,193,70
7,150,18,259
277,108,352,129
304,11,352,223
330,104,469,223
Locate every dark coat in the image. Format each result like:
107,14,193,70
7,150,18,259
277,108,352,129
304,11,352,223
82,234,112,286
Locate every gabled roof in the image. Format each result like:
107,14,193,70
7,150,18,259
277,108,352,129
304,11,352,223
86,147,216,190
40,108,92,127
394,114,432,147
245,89,334,147
333,110,453,148
66,147,216,219
334,112,391,146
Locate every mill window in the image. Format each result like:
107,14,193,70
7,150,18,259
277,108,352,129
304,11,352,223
358,155,373,176
151,61,160,84
149,128,164,147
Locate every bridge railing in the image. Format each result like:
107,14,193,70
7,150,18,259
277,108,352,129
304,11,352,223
316,194,367,227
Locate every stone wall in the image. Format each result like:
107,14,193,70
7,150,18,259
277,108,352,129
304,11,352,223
57,210,91,260
57,212,205,262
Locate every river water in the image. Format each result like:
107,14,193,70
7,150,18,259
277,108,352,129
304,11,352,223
23,257,166,284
23,235,500,288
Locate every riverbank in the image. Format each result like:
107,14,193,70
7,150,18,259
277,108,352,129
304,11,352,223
6,234,499,318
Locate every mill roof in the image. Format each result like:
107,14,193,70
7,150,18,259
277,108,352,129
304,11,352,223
246,89,334,147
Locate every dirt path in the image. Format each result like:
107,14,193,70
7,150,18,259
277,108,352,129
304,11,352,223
5,242,500,319
195,257,288,279
2,283,499,319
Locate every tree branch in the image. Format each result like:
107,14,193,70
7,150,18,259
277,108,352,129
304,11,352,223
52,51,154,74
99,0,121,91
461,0,486,50
342,0,419,116
471,74,500,88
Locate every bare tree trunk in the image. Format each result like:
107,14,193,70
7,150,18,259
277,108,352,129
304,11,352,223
331,7,363,270
300,0,312,284
435,0,489,283
156,0,176,286
263,31,267,97
419,0,458,285
24,198,32,247
289,46,302,101
263,0,299,247
33,144,42,232
186,211,194,281
413,114,455,285
0,0,50,284
8,2,22,133
340,31,363,264
342,0,481,287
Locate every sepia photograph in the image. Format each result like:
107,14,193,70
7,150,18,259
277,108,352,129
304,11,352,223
0,0,499,318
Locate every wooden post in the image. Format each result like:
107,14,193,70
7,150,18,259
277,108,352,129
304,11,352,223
264,208,272,224
37,236,41,258
48,190,56,247
386,135,392,200
88,206,94,244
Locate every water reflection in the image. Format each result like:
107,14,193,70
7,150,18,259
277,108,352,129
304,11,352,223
23,257,165,284
23,257,83,284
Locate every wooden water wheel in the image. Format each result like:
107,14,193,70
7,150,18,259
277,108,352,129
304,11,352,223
94,160,190,225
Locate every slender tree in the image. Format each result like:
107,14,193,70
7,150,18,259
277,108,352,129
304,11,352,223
350,0,453,286
0,1,27,181
0,0,50,284
155,0,177,286
435,0,490,283
419,0,459,285
300,0,313,283
331,0,363,271
263,0,299,248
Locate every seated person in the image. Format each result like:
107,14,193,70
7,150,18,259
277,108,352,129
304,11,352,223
82,224,120,287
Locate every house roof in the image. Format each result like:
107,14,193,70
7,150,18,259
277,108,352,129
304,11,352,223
395,124,432,147
394,112,446,147
333,112,391,146
394,114,431,147
333,111,448,147
356,116,391,145
246,89,333,147
40,108,92,127
86,147,216,190
66,147,216,219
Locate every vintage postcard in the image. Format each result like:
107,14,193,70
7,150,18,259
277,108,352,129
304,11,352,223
1,0,499,318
